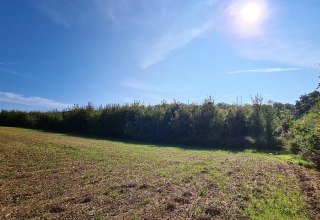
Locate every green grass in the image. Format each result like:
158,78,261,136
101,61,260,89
0,126,318,219
274,154,315,168
142,195,152,204
246,189,307,220
198,187,208,196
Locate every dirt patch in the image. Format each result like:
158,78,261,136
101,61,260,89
182,176,193,183
292,166,320,220
165,203,175,212
205,207,221,216
121,183,136,188
174,197,190,204
109,183,136,190
200,168,209,174
139,184,148,189
194,216,210,220
81,196,92,204
49,206,65,213
182,191,192,197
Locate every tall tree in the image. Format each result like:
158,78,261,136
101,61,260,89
295,91,320,117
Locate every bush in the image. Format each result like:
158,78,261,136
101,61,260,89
287,102,320,169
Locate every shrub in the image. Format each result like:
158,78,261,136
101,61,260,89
287,102,320,169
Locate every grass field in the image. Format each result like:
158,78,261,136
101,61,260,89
1,127,319,219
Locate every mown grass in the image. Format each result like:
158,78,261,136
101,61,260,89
0,127,318,219
246,188,307,220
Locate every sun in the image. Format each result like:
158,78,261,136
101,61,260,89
240,2,262,23
223,0,270,38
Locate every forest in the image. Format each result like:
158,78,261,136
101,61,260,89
1,90,319,168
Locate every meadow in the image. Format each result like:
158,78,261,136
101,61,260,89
1,127,319,219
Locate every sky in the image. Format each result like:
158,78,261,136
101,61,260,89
0,0,319,111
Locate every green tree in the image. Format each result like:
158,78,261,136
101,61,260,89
295,91,320,117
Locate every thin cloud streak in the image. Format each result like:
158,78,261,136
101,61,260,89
0,67,32,78
227,67,302,74
31,0,169,28
140,19,214,69
0,92,70,108
32,0,217,69
31,0,320,70
32,0,95,27
236,38,320,69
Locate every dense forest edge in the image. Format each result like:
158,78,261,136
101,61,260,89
1,86,319,169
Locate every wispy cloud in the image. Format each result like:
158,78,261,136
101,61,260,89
140,19,214,69
227,67,301,74
0,67,32,78
138,0,226,69
235,38,320,69
0,92,70,108
31,0,169,28
32,0,217,69
31,0,95,27
31,0,320,70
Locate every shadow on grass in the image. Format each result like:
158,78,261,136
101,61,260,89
34,128,284,154
3,126,314,169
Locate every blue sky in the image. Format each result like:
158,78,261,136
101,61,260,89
0,0,319,111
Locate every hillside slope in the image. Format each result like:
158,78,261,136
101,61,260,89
0,127,319,219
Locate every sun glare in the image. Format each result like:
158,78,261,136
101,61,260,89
224,0,269,38
240,2,262,23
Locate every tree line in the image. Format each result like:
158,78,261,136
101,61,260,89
0,92,319,167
